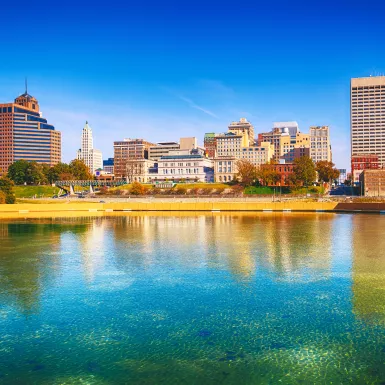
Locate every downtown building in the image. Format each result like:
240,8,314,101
0,89,61,177
76,121,102,175
351,76,385,175
309,126,332,163
113,138,155,179
258,122,311,162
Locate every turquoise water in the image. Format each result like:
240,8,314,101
0,213,385,384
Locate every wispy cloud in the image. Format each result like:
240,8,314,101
176,94,219,119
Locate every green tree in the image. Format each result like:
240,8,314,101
0,177,16,204
26,162,47,185
235,159,257,187
69,159,93,180
7,160,29,185
46,162,71,183
292,156,316,187
315,161,340,184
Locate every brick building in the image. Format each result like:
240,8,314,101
359,170,385,197
113,139,154,179
351,154,379,183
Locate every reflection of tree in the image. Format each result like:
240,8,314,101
352,216,385,324
0,222,60,314
0,220,87,315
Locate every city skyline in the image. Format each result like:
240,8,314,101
1,0,385,170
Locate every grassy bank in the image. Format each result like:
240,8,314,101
13,185,60,199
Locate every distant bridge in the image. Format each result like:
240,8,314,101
55,180,127,195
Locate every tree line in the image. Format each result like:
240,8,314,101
236,156,340,187
0,159,94,203
6,159,93,185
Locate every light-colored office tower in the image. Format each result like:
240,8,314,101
148,142,180,161
351,76,385,169
280,130,310,162
228,118,254,146
259,124,310,162
76,122,103,175
216,132,248,158
239,141,275,166
309,126,332,163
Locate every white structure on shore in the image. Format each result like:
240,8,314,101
76,121,103,175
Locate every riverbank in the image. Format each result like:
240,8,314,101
1,200,385,218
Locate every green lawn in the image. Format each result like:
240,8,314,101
13,185,60,198
244,185,325,195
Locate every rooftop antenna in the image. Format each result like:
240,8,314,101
25,77,28,94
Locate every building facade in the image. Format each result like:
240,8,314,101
213,156,237,182
338,169,347,185
269,162,295,187
216,132,249,158
0,90,61,177
103,158,114,174
240,142,275,165
359,169,385,197
309,126,332,163
273,121,299,137
76,122,102,174
351,153,379,183
148,142,180,161
113,139,154,178
155,153,214,183
280,132,310,162
204,133,216,158
228,118,254,146
351,76,385,169
126,159,155,183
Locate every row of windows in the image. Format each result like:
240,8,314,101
217,176,233,182
218,167,232,173
163,169,201,174
162,162,200,167
27,115,48,124
13,107,40,117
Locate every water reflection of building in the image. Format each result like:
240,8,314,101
208,215,256,280
352,216,385,324
260,214,334,281
78,218,104,282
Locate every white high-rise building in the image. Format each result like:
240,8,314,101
76,121,103,175
310,126,332,163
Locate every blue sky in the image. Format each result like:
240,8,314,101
0,0,384,169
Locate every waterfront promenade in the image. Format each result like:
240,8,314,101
1,199,385,218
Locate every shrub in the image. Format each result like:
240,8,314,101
130,181,146,195
0,191,6,204
189,187,201,195
213,187,225,195
230,185,244,196
175,186,187,195
99,186,109,195
201,187,213,195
